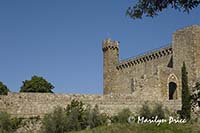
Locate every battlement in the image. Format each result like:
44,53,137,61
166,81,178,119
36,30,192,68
116,44,172,70
102,38,119,51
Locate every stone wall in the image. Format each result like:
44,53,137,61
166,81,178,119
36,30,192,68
173,25,200,88
114,45,173,96
0,92,181,118
102,25,200,105
1,25,200,118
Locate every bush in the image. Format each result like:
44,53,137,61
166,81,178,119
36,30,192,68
42,106,66,133
111,108,132,124
0,112,12,132
152,104,165,119
10,117,23,130
86,105,108,128
0,111,22,132
42,100,108,133
139,103,152,119
64,99,89,131
139,103,165,119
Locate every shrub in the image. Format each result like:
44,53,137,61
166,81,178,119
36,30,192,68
42,107,66,133
152,103,165,119
0,112,12,132
64,99,89,131
111,108,132,124
42,100,108,132
139,103,165,119
0,111,22,132
10,117,23,130
86,105,108,128
139,102,152,118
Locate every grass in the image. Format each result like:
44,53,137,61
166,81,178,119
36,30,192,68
68,123,200,133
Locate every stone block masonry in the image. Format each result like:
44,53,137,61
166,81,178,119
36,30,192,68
103,25,200,111
0,92,181,118
1,25,200,118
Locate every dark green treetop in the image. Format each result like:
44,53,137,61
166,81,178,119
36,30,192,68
20,75,54,93
0,81,10,95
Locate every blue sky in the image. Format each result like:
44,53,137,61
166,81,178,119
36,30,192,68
0,1,199,94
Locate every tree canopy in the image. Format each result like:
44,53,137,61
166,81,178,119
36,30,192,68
126,0,200,19
20,75,54,93
0,81,10,95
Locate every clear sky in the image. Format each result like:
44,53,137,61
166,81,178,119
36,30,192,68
0,1,199,94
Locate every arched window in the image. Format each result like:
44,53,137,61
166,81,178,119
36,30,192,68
169,82,177,100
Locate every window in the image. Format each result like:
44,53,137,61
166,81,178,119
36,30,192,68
169,82,177,100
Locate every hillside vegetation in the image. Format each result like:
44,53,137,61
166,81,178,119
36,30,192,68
70,123,200,133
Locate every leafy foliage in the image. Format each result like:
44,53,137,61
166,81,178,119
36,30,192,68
75,123,200,133
111,108,132,124
180,62,191,120
152,104,165,119
42,107,66,133
0,111,22,132
126,0,200,19
20,75,54,93
139,102,165,119
42,100,107,133
86,105,108,129
139,103,152,118
64,99,89,131
0,81,10,95
0,112,12,132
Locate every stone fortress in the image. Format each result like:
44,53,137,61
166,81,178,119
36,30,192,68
0,25,200,118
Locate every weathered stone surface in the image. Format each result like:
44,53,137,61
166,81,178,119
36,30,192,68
0,25,200,118
102,25,200,112
0,92,181,118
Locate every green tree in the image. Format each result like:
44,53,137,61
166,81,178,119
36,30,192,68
64,99,89,131
0,81,10,95
42,107,66,133
180,62,191,120
20,75,54,93
127,0,200,19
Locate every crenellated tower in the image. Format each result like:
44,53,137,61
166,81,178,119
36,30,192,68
173,25,200,87
102,38,119,94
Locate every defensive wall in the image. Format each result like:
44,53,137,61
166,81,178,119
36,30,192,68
0,92,181,118
1,25,200,118
103,25,200,106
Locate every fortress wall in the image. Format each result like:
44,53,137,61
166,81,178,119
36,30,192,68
0,92,181,118
113,45,173,102
173,25,200,87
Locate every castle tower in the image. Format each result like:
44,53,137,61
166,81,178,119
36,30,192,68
173,25,200,87
102,38,119,94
